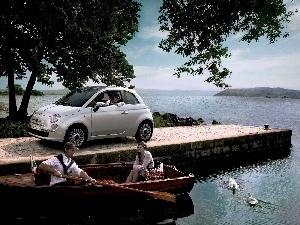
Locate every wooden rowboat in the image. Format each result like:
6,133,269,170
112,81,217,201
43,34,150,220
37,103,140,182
0,162,195,213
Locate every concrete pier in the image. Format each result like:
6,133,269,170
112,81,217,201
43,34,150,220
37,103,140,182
0,125,292,174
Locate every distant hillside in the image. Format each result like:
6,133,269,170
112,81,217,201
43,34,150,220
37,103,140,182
41,89,69,95
0,88,69,95
214,87,300,99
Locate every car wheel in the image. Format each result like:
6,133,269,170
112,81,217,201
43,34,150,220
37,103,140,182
64,125,87,148
135,121,153,142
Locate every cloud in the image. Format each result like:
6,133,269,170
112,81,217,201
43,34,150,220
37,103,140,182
288,6,300,31
228,48,251,60
222,50,300,90
138,25,168,40
224,49,300,73
129,65,220,91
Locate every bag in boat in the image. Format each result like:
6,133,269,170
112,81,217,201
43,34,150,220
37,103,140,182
144,163,164,180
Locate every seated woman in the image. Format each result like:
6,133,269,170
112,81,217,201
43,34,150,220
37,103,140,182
126,141,154,183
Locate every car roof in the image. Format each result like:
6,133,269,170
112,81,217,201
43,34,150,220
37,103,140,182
82,86,136,93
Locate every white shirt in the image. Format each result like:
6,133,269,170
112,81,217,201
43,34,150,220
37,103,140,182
133,150,154,170
41,153,82,186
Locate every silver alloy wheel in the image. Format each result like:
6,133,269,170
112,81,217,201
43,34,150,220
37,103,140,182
66,126,86,147
135,122,153,142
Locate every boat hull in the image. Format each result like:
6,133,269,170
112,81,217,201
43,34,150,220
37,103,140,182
0,162,195,212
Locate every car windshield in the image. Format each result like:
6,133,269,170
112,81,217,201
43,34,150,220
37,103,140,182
55,86,105,107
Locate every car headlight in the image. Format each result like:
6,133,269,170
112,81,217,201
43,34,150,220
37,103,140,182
50,114,61,123
50,124,58,131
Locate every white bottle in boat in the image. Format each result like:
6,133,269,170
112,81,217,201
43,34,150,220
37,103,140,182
159,163,164,172
30,155,37,174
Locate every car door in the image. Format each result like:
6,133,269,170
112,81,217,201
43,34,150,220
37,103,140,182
91,91,129,137
121,90,144,129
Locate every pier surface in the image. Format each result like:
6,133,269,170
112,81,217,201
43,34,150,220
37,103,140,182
0,124,292,169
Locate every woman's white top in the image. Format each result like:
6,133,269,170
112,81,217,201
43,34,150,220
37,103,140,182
133,150,154,170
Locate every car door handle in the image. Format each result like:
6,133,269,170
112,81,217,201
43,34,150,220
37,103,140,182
121,111,129,114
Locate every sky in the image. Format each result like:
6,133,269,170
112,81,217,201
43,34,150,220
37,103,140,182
0,0,299,91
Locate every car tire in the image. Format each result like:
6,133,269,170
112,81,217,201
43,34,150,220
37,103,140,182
135,121,153,142
64,125,87,148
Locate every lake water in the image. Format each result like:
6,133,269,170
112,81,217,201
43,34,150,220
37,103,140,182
1,90,300,225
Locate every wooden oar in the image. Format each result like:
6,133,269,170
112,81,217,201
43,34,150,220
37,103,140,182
61,174,176,203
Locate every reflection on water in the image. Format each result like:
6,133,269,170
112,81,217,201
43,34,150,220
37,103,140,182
180,146,300,225
6,193,194,225
179,146,291,182
0,95,62,118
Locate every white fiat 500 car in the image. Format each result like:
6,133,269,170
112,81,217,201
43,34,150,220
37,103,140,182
28,86,154,147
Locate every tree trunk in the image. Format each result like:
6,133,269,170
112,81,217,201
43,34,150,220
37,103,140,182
17,68,38,120
7,69,17,120
5,18,18,120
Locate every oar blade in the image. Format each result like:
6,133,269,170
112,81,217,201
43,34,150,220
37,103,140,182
148,191,177,203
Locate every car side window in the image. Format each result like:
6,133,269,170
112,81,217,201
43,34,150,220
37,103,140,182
87,93,104,107
124,91,139,104
94,93,104,103
102,92,110,102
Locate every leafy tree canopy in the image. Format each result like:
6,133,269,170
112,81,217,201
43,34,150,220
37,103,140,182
0,0,141,119
158,0,296,88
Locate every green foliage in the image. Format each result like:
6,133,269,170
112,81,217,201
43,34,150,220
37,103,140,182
0,0,141,119
0,91,8,95
153,113,169,128
158,0,295,88
31,90,44,96
0,85,43,96
153,112,206,127
0,119,30,138
14,84,24,95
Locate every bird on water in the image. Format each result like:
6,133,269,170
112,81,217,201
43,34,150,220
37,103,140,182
228,177,240,194
228,178,239,190
246,192,258,206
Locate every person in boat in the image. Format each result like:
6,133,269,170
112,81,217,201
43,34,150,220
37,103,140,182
37,142,96,186
125,141,154,183
105,92,125,106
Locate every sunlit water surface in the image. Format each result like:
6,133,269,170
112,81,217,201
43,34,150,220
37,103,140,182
1,90,300,225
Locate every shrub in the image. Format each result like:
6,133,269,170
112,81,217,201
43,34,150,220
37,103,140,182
153,113,168,128
152,112,206,128
32,90,44,96
0,118,30,138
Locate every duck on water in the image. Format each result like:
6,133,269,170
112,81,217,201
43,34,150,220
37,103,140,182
246,193,258,206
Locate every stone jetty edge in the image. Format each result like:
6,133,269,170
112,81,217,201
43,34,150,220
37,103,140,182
0,125,292,175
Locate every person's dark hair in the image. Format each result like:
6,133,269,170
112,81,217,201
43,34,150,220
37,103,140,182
63,142,76,152
112,92,121,99
138,141,147,149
